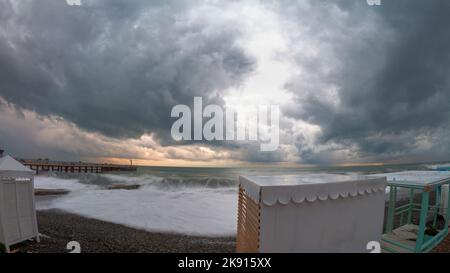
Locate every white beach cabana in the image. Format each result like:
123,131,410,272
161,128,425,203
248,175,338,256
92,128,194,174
0,152,39,253
237,174,387,253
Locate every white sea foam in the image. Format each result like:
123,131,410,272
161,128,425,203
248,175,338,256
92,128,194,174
34,175,238,236
38,169,439,236
34,176,96,191
425,163,450,170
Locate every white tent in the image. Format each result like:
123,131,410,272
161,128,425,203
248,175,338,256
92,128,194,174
237,174,387,253
0,154,39,253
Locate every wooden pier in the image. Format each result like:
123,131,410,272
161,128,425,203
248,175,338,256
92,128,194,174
19,159,137,175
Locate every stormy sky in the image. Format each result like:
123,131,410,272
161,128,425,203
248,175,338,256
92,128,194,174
0,0,449,166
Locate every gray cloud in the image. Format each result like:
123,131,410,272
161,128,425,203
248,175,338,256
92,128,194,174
283,0,450,163
0,0,254,139
1,0,450,165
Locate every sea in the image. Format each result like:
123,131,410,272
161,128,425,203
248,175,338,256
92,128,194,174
34,162,450,237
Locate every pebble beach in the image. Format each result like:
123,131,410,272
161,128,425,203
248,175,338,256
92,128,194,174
10,202,450,253
13,210,235,253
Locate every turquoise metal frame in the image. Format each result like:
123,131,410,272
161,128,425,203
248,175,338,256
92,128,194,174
382,179,450,253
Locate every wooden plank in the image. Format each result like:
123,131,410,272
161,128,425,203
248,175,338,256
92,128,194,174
237,186,261,253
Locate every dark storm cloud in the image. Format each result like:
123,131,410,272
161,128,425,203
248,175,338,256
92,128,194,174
0,0,254,139
284,0,450,162
2,0,450,164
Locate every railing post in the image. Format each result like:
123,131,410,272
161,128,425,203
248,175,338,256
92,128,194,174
445,184,450,233
386,186,396,233
433,186,441,227
415,190,430,252
407,188,414,224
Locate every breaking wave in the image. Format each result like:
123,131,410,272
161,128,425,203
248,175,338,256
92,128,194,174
425,163,450,171
34,172,238,236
